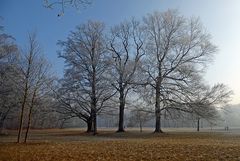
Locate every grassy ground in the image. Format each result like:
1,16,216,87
1,128,240,161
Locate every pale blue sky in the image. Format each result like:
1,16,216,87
1,0,239,104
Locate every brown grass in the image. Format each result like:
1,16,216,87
0,129,240,161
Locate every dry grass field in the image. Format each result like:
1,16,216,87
1,128,240,161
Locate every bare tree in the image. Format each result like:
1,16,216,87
158,78,232,131
58,21,113,135
24,56,54,142
43,0,92,16
107,19,145,132
128,103,153,132
55,81,94,132
0,26,19,133
17,33,53,143
186,83,232,131
143,10,217,132
29,92,59,129
17,34,35,143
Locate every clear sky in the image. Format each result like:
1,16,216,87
1,0,239,104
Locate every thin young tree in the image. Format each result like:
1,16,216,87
24,57,53,142
17,33,52,143
17,34,36,143
129,105,153,132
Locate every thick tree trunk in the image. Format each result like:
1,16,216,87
91,94,97,135
86,117,93,132
0,119,4,134
197,118,200,132
93,110,97,135
86,109,95,133
91,61,97,135
117,90,125,132
154,78,163,133
155,111,162,133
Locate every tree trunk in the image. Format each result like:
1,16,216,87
86,117,93,132
0,119,4,134
24,89,37,143
91,95,97,135
140,120,142,133
17,91,28,143
93,110,97,135
154,79,163,133
24,106,33,143
86,109,94,133
0,106,10,134
155,111,162,133
60,119,65,129
117,90,125,132
197,118,200,132
91,56,97,135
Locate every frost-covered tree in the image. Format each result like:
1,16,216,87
107,19,145,132
58,21,113,134
0,25,19,133
17,33,54,143
143,10,217,132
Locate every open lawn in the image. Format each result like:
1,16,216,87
1,128,240,161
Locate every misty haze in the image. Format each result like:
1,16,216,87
1,0,240,160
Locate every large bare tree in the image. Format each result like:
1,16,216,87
58,21,113,135
107,19,145,132
143,10,217,133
